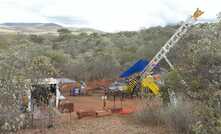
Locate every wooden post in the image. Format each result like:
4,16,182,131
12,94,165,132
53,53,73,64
113,95,116,109
102,95,107,109
120,95,123,109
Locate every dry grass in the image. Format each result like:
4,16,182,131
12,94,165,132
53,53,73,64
134,97,163,126
134,97,195,134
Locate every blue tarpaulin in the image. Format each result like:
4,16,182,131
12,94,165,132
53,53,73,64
120,59,149,78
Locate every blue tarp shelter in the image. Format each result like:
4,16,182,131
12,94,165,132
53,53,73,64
120,59,149,78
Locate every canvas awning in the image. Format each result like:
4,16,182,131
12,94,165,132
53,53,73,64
120,59,149,78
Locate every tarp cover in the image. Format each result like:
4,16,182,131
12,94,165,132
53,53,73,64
142,76,160,95
120,59,149,78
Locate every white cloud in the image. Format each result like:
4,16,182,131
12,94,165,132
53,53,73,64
0,0,220,32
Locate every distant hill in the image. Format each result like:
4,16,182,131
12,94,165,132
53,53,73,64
0,22,104,35
2,23,62,27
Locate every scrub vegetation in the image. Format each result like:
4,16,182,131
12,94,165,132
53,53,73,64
0,20,221,133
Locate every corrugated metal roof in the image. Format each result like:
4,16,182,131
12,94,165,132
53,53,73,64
56,78,76,84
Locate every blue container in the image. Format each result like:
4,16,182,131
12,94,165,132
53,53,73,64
71,88,79,96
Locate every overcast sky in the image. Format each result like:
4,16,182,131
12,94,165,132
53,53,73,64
0,0,220,32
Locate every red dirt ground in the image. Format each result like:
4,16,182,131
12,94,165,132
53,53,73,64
68,95,142,111
17,95,169,134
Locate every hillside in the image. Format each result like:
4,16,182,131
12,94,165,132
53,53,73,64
0,22,220,80
0,23,103,35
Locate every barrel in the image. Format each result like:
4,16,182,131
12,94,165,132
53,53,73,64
71,88,79,96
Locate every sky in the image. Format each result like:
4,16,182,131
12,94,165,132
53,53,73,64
0,0,220,32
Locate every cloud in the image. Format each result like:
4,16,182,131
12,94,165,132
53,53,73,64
0,0,220,32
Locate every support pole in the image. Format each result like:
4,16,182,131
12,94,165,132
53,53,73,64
56,84,60,108
164,55,175,70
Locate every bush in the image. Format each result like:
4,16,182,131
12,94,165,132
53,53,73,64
163,101,194,134
134,97,163,126
135,98,195,134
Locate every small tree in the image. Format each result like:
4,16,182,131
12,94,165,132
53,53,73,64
57,28,72,40
27,56,59,79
